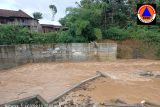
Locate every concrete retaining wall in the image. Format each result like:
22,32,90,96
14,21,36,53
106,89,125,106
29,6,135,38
0,43,117,70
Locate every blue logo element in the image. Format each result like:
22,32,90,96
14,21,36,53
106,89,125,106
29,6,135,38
142,7,151,17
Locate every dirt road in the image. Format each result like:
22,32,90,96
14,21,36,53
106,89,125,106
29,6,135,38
0,59,160,104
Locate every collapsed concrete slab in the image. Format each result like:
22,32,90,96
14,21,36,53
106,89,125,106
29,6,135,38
0,72,104,107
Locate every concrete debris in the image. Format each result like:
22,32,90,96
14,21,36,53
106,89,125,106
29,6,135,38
139,71,154,77
110,99,127,104
139,71,160,79
155,75,160,78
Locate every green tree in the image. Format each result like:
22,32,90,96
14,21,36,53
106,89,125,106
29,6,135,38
59,0,160,42
59,0,104,42
33,12,43,20
49,4,57,20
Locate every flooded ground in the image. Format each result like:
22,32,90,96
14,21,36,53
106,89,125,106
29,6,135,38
58,77,160,105
0,59,160,105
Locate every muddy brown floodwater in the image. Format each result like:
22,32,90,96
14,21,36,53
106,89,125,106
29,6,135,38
0,59,160,105
61,77,160,105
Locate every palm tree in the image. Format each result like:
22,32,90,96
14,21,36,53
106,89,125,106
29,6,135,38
33,12,43,20
49,5,57,21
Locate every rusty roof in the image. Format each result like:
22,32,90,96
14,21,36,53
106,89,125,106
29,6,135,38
0,9,33,19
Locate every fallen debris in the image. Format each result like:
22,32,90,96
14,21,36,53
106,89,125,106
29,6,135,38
110,99,127,104
155,75,160,78
139,71,160,79
0,96,46,107
139,71,154,77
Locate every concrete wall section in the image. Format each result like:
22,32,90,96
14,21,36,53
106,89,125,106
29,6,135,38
0,43,117,70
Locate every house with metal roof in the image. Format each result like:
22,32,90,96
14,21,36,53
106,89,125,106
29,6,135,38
0,9,41,32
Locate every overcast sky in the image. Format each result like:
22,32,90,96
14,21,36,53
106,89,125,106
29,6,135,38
0,0,80,22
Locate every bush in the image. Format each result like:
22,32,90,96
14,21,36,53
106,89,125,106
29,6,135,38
57,31,87,43
73,36,87,43
0,25,58,45
56,31,73,43
144,31,160,45
94,28,102,40
130,28,160,59
156,46,160,59
31,32,58,44
0,25,88,44
103,27,130,40
130,29,160,43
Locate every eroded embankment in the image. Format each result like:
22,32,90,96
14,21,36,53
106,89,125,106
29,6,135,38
52,72,160,106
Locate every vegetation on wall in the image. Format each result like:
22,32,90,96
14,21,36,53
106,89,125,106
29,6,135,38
0,25,58,45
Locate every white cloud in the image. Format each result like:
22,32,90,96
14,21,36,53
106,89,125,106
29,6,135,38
0,0,17,9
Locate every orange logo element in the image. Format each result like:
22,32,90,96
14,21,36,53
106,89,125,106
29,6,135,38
138,4,156,23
